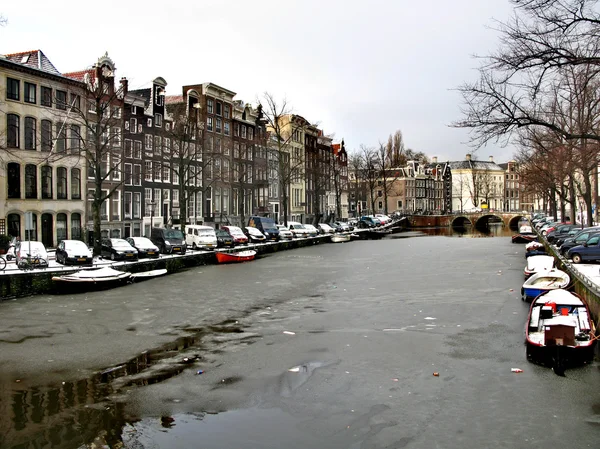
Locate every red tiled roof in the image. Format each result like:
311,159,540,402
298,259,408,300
165,95,184,104
63,69,95,82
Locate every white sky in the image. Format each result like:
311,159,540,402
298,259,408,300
1,0,516,163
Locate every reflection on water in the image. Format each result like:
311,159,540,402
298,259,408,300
420,224,514,238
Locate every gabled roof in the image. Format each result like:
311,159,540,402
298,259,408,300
4,49,61,75
63,68,96,83
165,95,184,105
130,88,151,102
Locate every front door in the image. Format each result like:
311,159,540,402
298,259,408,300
41,213,53,247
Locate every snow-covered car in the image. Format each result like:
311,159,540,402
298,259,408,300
245,226,266,243
304,224,320,237
375,214,392,225
276,225,294,240
287,222,311,238
318,223,335,234
56,239,93,265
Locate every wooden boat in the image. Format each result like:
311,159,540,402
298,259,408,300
521,268,570,302
524,255,555,279
526,289,596,374
215,250,256,264
52,266,131,283
330,234,351,243
512,226,538,243
130,268,168,281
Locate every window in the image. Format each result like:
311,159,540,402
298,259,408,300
207,99,214,114
124,163,132,185
71,168,81,199
248,128,254,141
41,86,52,107
70,125,81,152
234,142,239,158
7,114,20,148
124,192,132,218
24,117,36,150
223,159,230,181
163,163,170,182
124,139,133,158
224,122,230,136
147,118,152,128
71,213,82,240
154,136,161,155
173,164,179,184
154,114,162,127
216,138,221,152
133,192,141,218
234,123,240,137
56,90,67,110
112,106,121,119
224,104,230,119
7,78,19,100
156,89,163,106
24,82,36,103
153,161,161,182
70,93,81,110
42,166,53,199
216,118,222,133
7,163,21,199
57,167,67,199
112,127,121,147
130,118,137,134
207,117,213,131
134,164,141,186
111,191,120,220
164,138,171,154
131,105,137,115
145,134,152,150
241,126,247,139
145,161,152,181
216,102,222,116
25,164,37,199
55,124,66,152
134,141,142,159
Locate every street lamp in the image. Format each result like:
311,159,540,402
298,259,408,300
149,200,156,229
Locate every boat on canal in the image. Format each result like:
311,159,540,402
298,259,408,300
524,255,555,279
215,250,257,264
521,268,570,302
525,288,596,374
512,225,538,243
330,234,351,243
130,268,168,282
52,266,131,286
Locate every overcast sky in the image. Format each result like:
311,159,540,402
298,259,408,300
1,0,517,163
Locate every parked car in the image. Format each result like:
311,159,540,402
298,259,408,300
222,226,249,246
15,241,49,268
276,224,294,240
287,222,312,238
245,226,266,243
101,238,139,261
358,216,378,228
185,225,217,250
559,228,600,256
567,234,600,263
215,229,235,248
333,221,354,232
555,226,594,247
304,224,320,237
375,214,392,225
56,239,93,266
318,223,335,234
126,237,160,259
546,224,579,244
151,228,187,255
247,216,280,241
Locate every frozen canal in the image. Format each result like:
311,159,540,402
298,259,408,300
0,233,599,448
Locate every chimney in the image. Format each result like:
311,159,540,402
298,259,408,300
465,154,471,161
489,156,494,162
120,77,128,96
432,156,438,163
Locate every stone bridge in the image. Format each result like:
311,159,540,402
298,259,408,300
406,212,528,229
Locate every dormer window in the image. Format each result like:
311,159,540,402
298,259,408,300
155,114,162,127
156,88,164,106
132,105,137,115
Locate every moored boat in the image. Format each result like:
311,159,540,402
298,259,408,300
524,255,555,279
130,268,168,281
52,266,131,283
215,250,257,264
512,227,538,244
521,268,570,302
330,234,351,243
526,288,596,374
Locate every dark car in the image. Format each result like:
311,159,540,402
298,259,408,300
216,229,235,248
546,224,579,243
126,236,160,259
248,216,280,241
56,239,93,266
559,228,600,256
554,227,585,247
101,238,139,261
567,234,600,263
150,228,186,255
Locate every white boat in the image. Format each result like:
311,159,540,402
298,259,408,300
52,266,131,284
525,241,544,252
524,255,555,278
130,268,168,281
526,289,596,374
330,234,351,243
521,269,570,302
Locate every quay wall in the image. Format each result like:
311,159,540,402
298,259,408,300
0,235,330,300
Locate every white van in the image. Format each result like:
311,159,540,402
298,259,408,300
286,222,312,238
185,225,217,250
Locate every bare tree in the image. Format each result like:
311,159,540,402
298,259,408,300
0,14,7,26
348,151,365,216
359,145,378,214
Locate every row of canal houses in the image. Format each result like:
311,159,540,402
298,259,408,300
0,50,351,247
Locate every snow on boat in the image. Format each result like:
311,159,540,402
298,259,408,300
526,289,596,374
215,250,256,264
524,255,555,279
512,226,537,243
52,266,131,283
525,241,544,252
521,268,570,302
330,234,351,243
130,268,168,281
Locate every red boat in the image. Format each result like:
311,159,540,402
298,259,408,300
215,250,257,264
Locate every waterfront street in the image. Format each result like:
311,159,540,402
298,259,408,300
1,233,599,448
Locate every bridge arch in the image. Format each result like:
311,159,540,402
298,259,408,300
508,215,528,230
451,215,472,227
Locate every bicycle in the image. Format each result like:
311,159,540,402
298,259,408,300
0,256,6,271
17,253,48,271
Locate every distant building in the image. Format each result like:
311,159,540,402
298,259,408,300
448,154,505,212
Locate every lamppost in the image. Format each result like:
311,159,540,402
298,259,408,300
149,200,156,229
